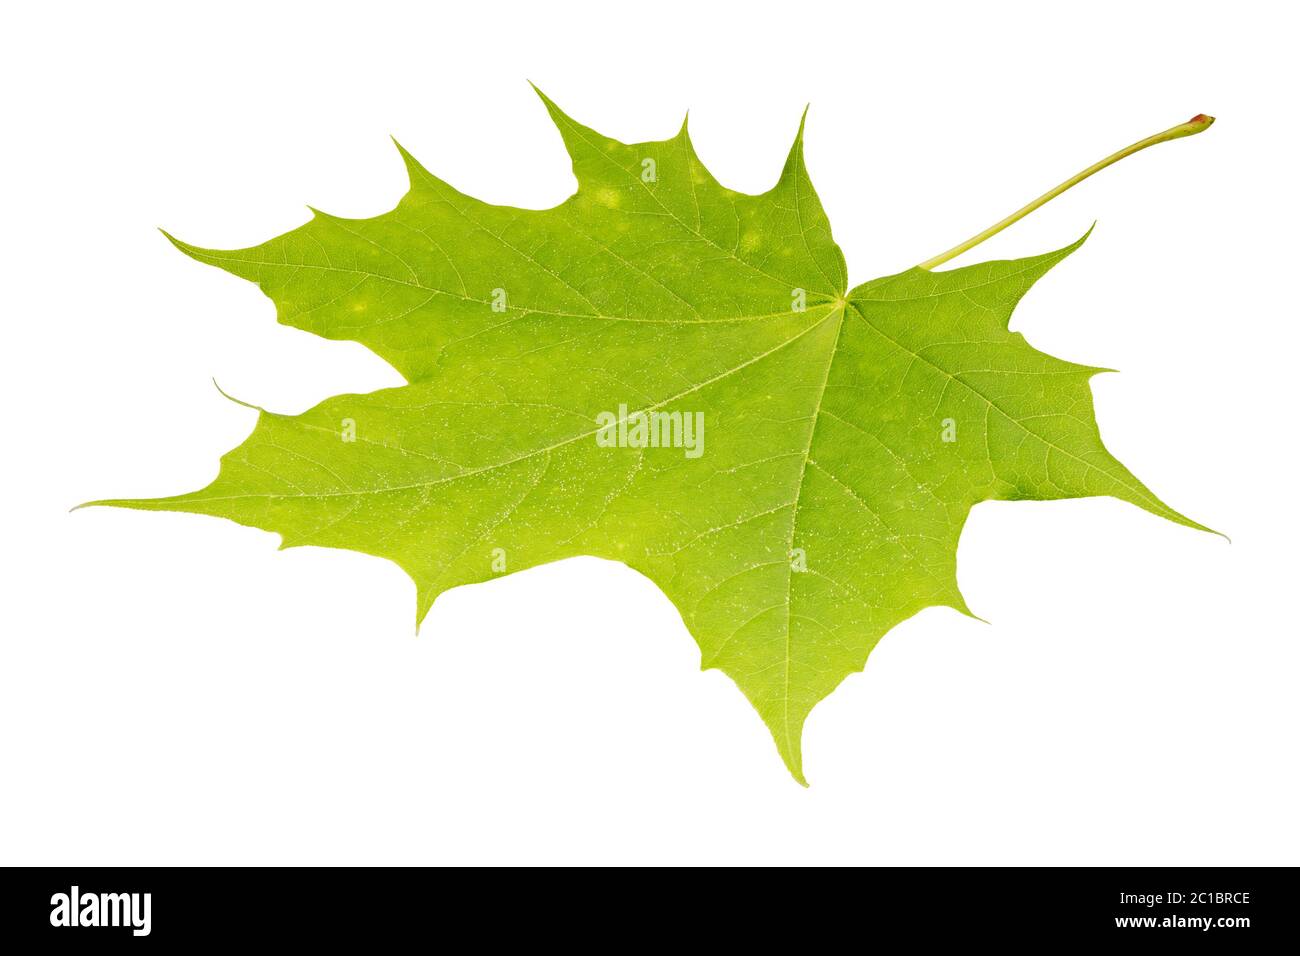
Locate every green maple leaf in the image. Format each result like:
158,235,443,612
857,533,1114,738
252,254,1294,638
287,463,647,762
84,92,1216,783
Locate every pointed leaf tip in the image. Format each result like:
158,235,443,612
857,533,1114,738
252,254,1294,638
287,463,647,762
210,378,264,413
390,135,419,185
528,81,558,112
786,105,810,152
529,84,570,129
786,752,809,787
389,133,415,163
1057,222,1095,257
159,228,208,262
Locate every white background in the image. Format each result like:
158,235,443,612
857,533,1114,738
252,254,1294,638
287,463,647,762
3,1,1297,865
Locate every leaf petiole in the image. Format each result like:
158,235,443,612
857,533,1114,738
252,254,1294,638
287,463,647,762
915,113,1214,270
